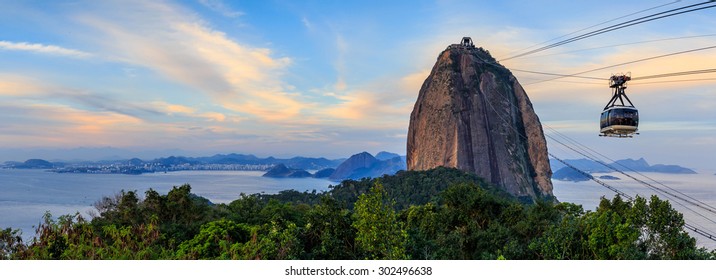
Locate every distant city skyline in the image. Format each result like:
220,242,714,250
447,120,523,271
1,0,715,170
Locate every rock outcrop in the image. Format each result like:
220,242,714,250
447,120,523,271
406,38,553,201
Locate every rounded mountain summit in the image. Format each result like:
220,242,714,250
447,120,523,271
407,37,554,202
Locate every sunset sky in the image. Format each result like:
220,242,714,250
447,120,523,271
1,0,715,169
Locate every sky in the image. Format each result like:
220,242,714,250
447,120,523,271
1,0,715,170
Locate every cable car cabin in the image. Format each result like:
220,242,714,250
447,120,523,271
600,106,639,137
599,73,639,137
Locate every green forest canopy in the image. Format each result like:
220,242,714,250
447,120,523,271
1,167,714,260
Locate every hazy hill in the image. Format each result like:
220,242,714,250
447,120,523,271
312,168,336,178
328,152,407,181
552,157,697,181
261,164,312,178
8,159,56,169
375,151,400,161
189,153,343,170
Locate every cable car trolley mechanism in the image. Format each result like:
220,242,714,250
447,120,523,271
599,73,639,137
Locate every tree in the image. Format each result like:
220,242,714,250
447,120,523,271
530,195,711,260
529,202,589,259
435,182,514,259
227,193,264,225
304,196,356,259
117,190,141,226
233,221,304,260
176,219,251,259
142,188,166,222
166,184,195,224
352,183,407,260
632,195,701,259
0,228,27,259
404,203,439,259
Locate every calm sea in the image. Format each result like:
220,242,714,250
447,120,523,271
0,169,333,241
2,168,716,249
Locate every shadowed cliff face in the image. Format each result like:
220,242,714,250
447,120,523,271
406,44,553,201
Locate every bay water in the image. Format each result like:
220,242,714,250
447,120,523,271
0,169,333,241
2,168,716,249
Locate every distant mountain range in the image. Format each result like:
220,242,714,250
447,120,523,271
551,158,697,182
2,153,347,174
2,151,407,180
262,151,407,181
4,154,697,183
155,153,346,170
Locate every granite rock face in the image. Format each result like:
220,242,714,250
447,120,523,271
406,41,553,201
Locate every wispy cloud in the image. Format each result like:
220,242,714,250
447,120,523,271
75,1,305,122
0,41,92,58
333,34,348,91
198,0,243,18
301,17,313,31
0,73,237,125
0,102,143,146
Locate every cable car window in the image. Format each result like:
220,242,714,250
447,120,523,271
600,111,609,128
607,108,639,127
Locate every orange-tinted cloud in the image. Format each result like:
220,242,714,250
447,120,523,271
75,1,304,123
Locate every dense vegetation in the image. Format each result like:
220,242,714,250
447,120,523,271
1,167,714,260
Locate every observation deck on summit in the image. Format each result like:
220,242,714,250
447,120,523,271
448,37,476,50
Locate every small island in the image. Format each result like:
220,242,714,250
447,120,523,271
262,164,312,178
552,158,697,182
598,175,620,180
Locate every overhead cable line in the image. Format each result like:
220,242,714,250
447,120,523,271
545,125,716,214
473,53,716,241
518,33,716,60
543,121,716,237
547,144,716,238
467,42,716,86
548,152,716,242
544,126,716,227
504,0,683,58
546,133,716,218
501,0,716,61
631,68,716,80
544,129,716,236
478,70,716,240
524,44,716,85
526,80,605,86
547,135,716,224
548,152,633,200
631,78,716,85
512,67,716,85
510,69,604,80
